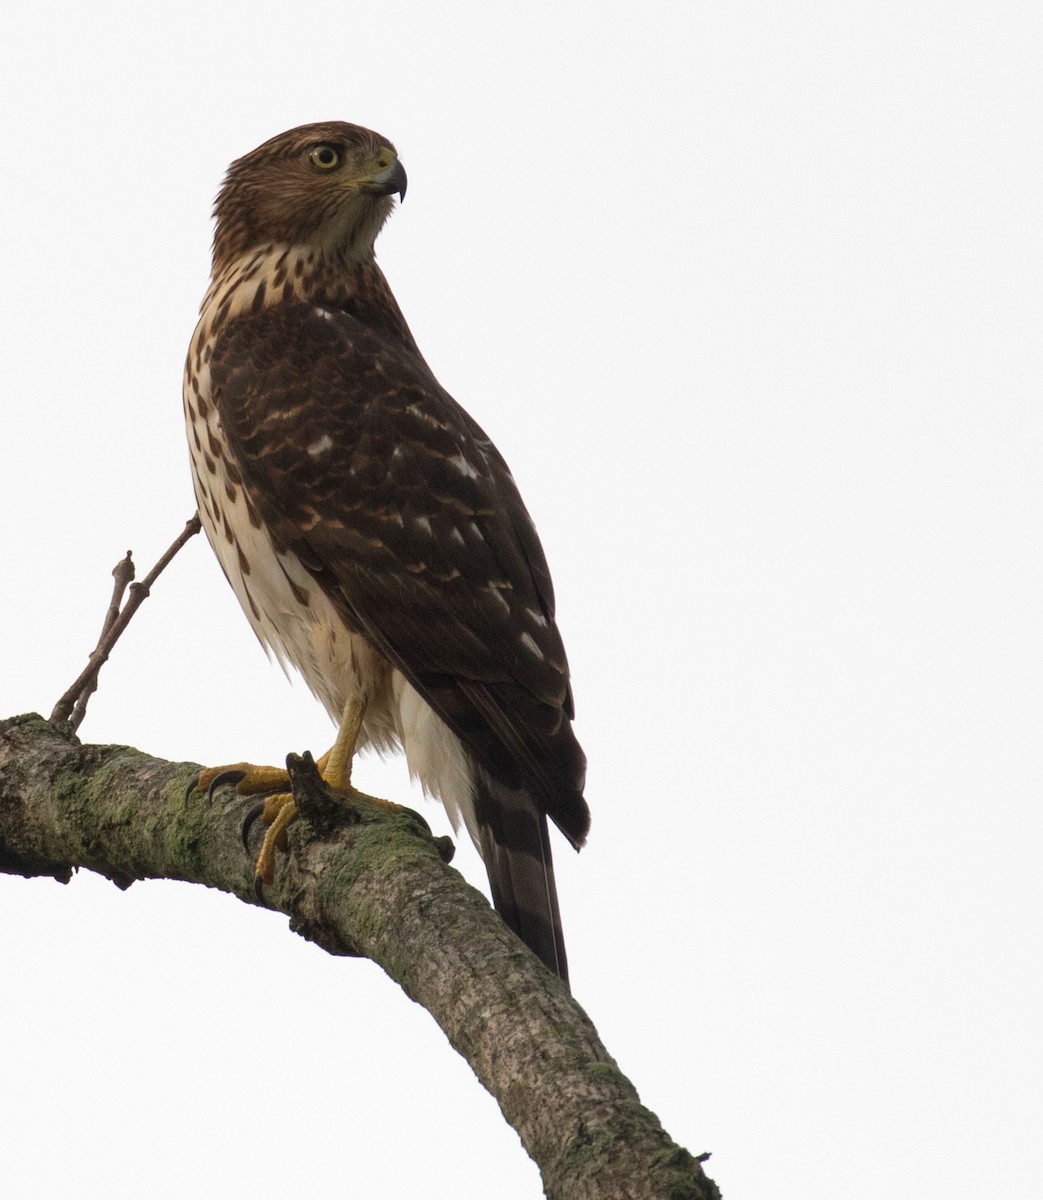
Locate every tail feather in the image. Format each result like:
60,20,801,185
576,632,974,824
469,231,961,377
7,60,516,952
473,766,570,987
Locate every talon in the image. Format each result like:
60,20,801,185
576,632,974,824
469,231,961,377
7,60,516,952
254,873,266,903
207,768,247,803
241,799,266,850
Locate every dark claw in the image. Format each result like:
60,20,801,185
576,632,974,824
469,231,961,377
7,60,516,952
207,768,247,804
254,874,266,903
241,799,266,851
184,777,200,803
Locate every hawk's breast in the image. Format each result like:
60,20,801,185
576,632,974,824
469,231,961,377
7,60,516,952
183,317,394,734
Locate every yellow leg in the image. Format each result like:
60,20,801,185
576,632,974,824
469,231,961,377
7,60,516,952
322,697,367,791
322,697,400,813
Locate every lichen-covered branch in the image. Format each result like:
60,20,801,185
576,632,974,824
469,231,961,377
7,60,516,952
0,713,719,1200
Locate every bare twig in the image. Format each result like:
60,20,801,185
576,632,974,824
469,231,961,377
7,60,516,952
50,515,202,729
64,550,136,731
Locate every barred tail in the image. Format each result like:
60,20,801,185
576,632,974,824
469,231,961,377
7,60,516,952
472,766,570,987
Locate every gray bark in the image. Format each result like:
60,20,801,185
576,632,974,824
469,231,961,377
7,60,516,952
0,713,720,1200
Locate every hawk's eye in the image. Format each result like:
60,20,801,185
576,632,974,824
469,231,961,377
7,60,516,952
308,145,341,171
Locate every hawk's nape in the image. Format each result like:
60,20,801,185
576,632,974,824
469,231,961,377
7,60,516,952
184,122,589,986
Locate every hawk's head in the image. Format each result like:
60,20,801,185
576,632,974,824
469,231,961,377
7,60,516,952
212,121,406,273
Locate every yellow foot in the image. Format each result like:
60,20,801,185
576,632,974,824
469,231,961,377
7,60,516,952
195,750,431,897
191,698,404,897
189,761,303,895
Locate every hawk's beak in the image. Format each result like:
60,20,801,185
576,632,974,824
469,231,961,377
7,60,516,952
362,158,407,202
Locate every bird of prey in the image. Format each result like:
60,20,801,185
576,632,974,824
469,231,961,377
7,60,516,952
183,122,589,985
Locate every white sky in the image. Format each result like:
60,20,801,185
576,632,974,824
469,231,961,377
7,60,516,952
1,3,1039,1197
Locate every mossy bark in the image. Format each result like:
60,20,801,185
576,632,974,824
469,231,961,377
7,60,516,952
0,713,720,1200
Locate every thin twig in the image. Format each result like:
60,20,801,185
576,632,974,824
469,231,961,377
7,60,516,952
64,550,136,731
51,515,202,730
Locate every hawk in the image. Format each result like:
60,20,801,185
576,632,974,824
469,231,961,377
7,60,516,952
184,122,589,985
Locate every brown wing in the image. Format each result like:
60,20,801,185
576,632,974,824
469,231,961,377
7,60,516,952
208,301,589,847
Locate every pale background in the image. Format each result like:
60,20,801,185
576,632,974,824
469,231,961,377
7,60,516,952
1,3,1039,1197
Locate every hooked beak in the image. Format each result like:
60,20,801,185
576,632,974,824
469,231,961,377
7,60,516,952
362,157,407,202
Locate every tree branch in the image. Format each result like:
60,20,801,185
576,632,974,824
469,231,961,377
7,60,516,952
0,713,719,1200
